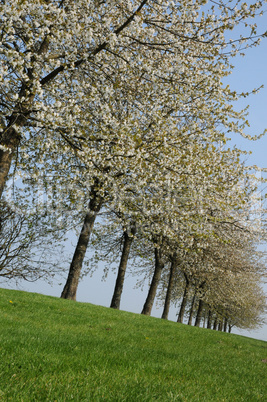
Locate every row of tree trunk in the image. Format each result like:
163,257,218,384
60,191,233,333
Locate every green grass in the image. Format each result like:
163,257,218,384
0,288,266,401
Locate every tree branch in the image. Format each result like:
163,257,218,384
40,0,149,86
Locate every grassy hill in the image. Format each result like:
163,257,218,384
0,288,266,401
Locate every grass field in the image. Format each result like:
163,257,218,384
0,288,266,401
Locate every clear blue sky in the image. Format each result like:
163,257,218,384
2,9,267,342
222,14,267,340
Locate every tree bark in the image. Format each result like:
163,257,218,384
218,320,223,331
177,274,190,323
202,310,207,328
194,299,204,327
141,247,164,316
223,317,228,332
0,127,21,198
110,223,136,309
61,184,103,300
161,257,178,320
0,38,50,200
187,291,196,326
213,317,218,331
207,309,212,329
0,99,33,198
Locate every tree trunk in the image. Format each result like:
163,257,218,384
177,274,190,323
0,127,21,199
207,310,212,329
202,310,207,328
194,299,204,327
218,320,223,331
187,291,196,326
110,223,136,309
213,317,218,331
161,257,178,320
0,39,50,200
61,185,103,300
141,247,164,316
223,317,228,332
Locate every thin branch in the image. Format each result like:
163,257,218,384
40,0,149,86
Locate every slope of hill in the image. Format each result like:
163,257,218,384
0,288,266,401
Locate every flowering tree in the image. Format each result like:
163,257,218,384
1,0,266,311
1,0,265,194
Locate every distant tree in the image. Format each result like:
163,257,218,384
110,221,136,309
0,199,65,282
177,273,191,324
141,241,166,316
161,253,181,320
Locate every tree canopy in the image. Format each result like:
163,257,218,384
0,0,266,332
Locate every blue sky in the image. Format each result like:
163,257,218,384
2,8,267,342
221,14,267,341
